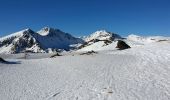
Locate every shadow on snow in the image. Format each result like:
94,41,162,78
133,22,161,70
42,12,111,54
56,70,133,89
0,57,21,64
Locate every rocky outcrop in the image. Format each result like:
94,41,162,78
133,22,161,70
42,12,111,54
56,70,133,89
116,40,131,50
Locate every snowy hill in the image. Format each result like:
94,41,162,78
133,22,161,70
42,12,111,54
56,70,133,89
78,30,122,51
0,27,84,53
84,30,121,42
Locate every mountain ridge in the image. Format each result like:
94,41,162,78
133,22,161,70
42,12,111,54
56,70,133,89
0,27,84,53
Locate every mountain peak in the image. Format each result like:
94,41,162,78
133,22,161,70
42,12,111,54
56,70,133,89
37,27,63,36
24,28,32,31
41,27,55,32
95,30,109,33
22,28,35,34
85,30,121,42
0,28,35,42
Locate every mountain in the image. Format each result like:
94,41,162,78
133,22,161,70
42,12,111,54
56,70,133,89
0,27,84,53
77,30,122,51
36,27,84,50
84,30,121,42
0,29,43,53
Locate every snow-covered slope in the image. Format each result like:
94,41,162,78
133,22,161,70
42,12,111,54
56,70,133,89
0,27,84,53
0,41,170,100
77,41,118,52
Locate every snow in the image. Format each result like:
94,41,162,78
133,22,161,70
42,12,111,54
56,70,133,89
0,41,170,100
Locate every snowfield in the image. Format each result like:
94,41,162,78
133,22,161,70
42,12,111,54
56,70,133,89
0,41,170,100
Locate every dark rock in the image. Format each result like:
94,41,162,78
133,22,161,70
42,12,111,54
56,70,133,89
116,40,131,50
103,40,112,46
157,39,168,42
50,53,62,58
80,50,98,55
78,42,89,49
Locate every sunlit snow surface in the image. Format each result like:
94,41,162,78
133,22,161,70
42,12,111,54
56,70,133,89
0,41,170,100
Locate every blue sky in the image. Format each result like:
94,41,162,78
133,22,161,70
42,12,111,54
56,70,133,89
0,0,170,37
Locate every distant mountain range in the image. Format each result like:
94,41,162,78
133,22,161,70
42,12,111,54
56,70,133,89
0,27,169,53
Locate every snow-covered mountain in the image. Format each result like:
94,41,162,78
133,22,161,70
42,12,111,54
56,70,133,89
0,27,84,53
84,30,121,42
77,30,122,51
36,27,84,50
0,29,43,53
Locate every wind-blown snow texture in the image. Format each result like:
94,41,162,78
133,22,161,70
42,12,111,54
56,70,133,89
0,40,170,100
